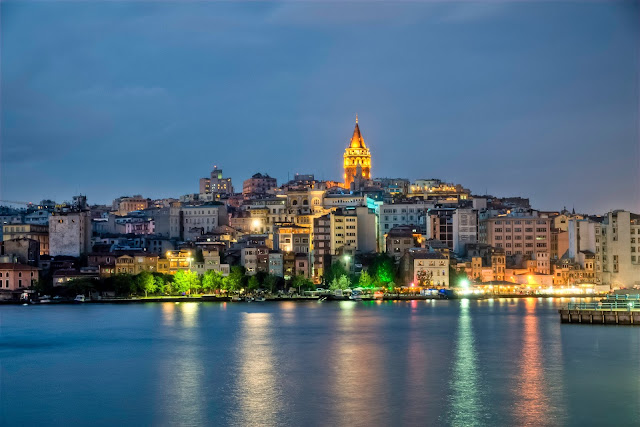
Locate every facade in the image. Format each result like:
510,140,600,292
113,196,148,216
398,249,450,287
24,210,51,225
1,238,40,266
268,252,284,277
181,203,228,241
2,224,49,255
386,225,422,261
313,214,331,280
200,166,234,195
479,214,552,260
452,208,478,255
115,254,159,275
243,173,277,199
0,263,39,292
596,211,640,288
49,211,92,257
343,116,371,189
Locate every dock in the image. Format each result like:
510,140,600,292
559,294,640,325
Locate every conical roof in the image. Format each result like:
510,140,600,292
349,116,366,149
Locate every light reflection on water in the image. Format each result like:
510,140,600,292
2,299,640,426
446,298,485,426
158,303,204,426
232,312,283,427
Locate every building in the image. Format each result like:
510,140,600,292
181,203,228,241
426,208,456,251
241,246,269,275
276,225,311,254
1,238,40,266
386,225,422,261
24,210,51,225
313,214,331,281
199,165,234,195
115,254,159,275
0,263,39,295
479,214,552,261
595,211,640,288
452,208,478,255
113,196,148,216
268,252,284,277
49,210,92,257
343,116,371,189
2,224,49,255
243,173,277,199
398,249,450,287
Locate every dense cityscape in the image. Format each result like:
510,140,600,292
1,117,638,302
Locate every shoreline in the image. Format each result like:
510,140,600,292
1,293,600,305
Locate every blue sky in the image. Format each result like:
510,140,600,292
1,1,638,214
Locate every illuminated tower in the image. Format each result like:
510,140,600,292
343,115,371,189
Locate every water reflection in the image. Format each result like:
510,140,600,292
329,302,385,424
157,303,204,425
447,299,484,425
232,312,283,426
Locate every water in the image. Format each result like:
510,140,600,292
1,298,639,426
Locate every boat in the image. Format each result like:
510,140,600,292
254,296,265,302
231,295,242,302
244,296,254,302
74,295,86,303
349,289,363,301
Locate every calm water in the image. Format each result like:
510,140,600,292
1,298,639,426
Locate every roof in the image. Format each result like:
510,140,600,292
0,263,39,271
349,117,367,149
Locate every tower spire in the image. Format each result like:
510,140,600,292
356,114,358,124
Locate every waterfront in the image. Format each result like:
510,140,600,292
2,298,640,426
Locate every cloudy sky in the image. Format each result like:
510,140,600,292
1,1,638,214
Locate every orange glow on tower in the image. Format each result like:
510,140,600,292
343,115,371,188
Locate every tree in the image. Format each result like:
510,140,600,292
113,274,135,296
324,262,349,285
202,270,224,293
153,274,167,294
358,271,374,289
248,275,260,291
330,275,351,290
136,271,157,297
173,270,198,295
292,275,313,293
264,274,278,293
368,254,395,284
224,266,245,293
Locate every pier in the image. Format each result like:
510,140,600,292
559,294,640,325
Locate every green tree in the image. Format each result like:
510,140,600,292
330,275,351,290
247,275,260,291
172,270,196,294
202,270,224,293
358,271,374,288
292,275,314,293
324,262,349,285
368,254,395,284
136,271,157,297
450,266,469,287
264,274,278,293
113,274,135,296
153,274,167,294
224,266,245,293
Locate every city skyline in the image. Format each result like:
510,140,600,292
2,2,639,213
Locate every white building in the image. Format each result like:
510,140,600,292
181,204,228,241
452,208,478,255
596,211,640,288
49,211,92,257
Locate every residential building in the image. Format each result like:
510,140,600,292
115,254,159,275
596,211,640,288
243,173,277,199
200,165,234,195
386,225,422,261
113,195,148,216
2,224,49,255
0,263,39,295
452,208,478,255
181,203,228,241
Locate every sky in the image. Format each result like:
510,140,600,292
1,1,638,214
